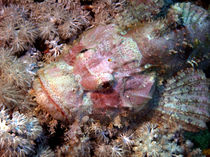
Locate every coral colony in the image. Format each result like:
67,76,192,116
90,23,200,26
0,0,209,156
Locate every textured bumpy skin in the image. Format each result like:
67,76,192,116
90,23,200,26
169,2,210,42
115,0,165,29
156,68,210,131
126,21,189,66
33,61,83,121
33,24,155,121
126,2,210,67
33,3,209,123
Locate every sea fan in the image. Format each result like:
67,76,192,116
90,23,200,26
155,68,210,131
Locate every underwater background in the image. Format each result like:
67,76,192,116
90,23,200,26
0,0,209,156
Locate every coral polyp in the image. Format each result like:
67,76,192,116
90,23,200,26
0,5,38,53
0,107,43,157
95,144,111,157
0,48,35,109
118,133,134,148
134,123,184,157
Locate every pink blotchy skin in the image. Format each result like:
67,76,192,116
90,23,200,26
34,15,208,120
32,2,210,128
67,24,155,110
34,14,209,120
34,24,155,120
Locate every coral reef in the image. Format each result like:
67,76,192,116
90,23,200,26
0,0,33,5
91,0,166,30
34,146,55,157
133,123,184,156
0,1,209,156
0,48,36,109
91,0,127,25
0,107,43,157
30,0,91,41
55,118,206,157
0,5,38,54
133,122,207,157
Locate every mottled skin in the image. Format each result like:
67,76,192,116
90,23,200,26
33,24,155,120
33,3,209,122
72,25,155,112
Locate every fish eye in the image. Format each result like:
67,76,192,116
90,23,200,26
80,49,88,53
